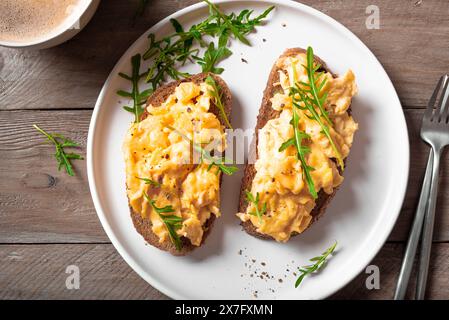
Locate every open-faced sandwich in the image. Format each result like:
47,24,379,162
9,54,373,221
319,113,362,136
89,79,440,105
123,73,235,256
237,47,358,242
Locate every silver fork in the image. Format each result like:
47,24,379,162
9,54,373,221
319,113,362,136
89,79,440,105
394,75,449,300
416,75,449,299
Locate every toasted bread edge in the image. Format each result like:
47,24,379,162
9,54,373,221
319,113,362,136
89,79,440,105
238,48,347,241
128,73,232,255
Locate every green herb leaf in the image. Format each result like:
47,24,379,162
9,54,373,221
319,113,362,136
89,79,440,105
121,1,274,123
117,54,152,123
291,46,344,169
204,1,275,46
137,1,273,92
33,124,84,177
136,176,160,187
205,75,232,128
295,241,337,288
280,109,317,199
306,47,332,124
170,18,184,33
245,190,266,223
144,192,183,251
293,109,317,198
194,42,232,74
279,137,295,152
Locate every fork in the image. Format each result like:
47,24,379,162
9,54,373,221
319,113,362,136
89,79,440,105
394,75,449,300
415,75,449,299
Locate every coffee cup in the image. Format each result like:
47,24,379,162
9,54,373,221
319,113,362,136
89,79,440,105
0,0,101,50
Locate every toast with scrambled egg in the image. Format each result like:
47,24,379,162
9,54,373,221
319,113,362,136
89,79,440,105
123,73,232,255
237,48,358,242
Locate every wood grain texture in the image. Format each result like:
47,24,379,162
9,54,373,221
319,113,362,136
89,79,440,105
0,110,108,243
1,0,449,110
0,244,168,300
1,243,448,299
331,242,449,300
0,109,448,243
0,0,448,300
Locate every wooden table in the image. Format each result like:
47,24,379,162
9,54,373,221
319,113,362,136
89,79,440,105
1,0,449,300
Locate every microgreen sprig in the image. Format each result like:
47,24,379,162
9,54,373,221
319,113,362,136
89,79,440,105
301,47,332,125
295,241,337,288
121,1,274,108
194,42,232,74
144,192,183,251
205,75,232,128
194,143,238,176
136,176,160,187
245,191,266,223
291,88,344,170
279,109,317,199
292,46,344,169
117,54,153,123
33,124,84,177
204,0,274,46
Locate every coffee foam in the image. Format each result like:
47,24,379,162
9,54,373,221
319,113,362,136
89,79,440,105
0,0,84,43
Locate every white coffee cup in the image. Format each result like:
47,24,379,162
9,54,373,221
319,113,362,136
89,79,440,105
0,0,101,50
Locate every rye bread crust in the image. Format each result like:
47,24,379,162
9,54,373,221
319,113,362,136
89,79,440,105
129,73,232,256
238,48,349,241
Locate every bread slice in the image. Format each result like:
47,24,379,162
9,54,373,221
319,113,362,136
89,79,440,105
238,48,349,240
129,73,232,255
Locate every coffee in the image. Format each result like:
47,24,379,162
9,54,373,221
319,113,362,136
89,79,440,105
0,0,83,43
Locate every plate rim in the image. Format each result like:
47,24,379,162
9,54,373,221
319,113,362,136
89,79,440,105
87,0,410,300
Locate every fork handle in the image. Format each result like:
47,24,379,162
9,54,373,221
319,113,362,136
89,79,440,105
394,151,433,300
416,148,441,299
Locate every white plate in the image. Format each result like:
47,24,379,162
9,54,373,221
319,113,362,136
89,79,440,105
87,0,409,299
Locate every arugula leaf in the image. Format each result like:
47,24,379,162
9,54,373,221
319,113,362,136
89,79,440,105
305,47,332,125
194,42,232,74
204,0,275,46
245,190,267,223
33,124,84,177
292,46,344,169
295,241,337,288
117,54,152,123
291,89,343,170
136,176,160,187
192,144,238,176
205,75,232,128
119,2,274,121
139,1,274,91
144,192,183,251
279,110,317,199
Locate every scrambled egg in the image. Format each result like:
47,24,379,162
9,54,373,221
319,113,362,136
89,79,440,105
237,53,358,242
123,81,226,247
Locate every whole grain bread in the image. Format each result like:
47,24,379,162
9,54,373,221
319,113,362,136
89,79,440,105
129,73,232,256
238,48,348,240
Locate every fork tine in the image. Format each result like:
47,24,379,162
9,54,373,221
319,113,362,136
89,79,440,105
437,74,449,122
424,76,445,122
439,75,449,123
